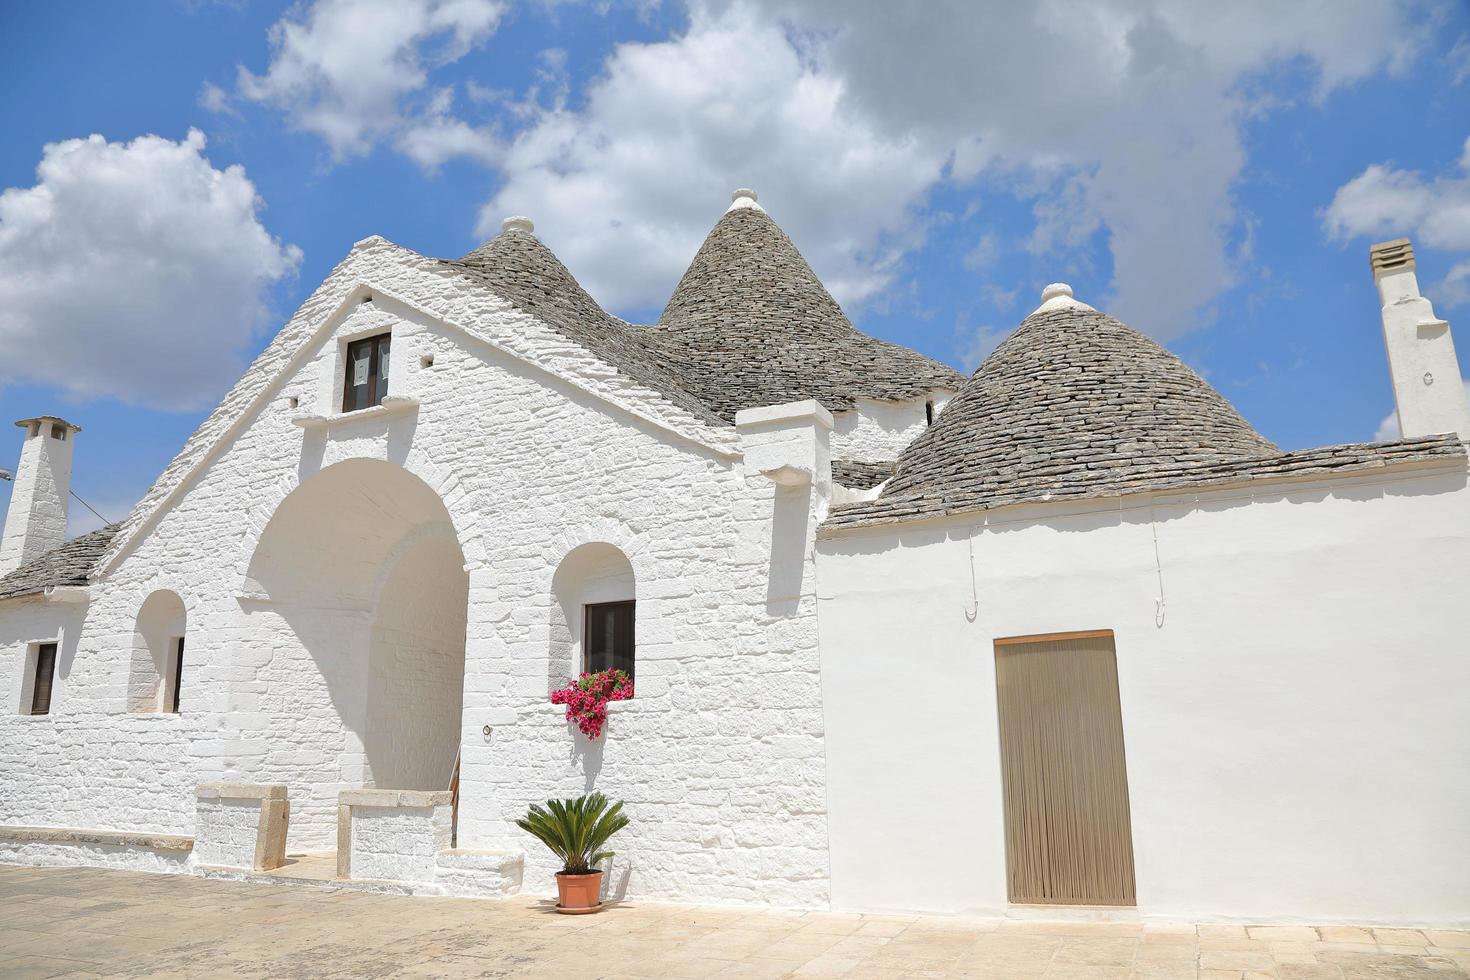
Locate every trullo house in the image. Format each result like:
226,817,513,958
0,191,1465,926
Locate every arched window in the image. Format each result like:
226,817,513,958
129,590,186,714
549,543,636,687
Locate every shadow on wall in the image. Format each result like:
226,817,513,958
296,409,420,484
547,542,635,694
819,467,1470,562
570,731,605,793
767,483,811,616
242,457,469,848
128,590,186,713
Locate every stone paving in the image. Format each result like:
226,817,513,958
0,864,1467,979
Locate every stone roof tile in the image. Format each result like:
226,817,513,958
442,206,965,426
0,524,119,601
646,206,965,420
831,458,895,489
824,303,1467,529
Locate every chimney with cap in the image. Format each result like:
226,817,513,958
0,417,81,575
1370,239,1470,440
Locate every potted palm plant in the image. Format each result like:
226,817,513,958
515,792,629,913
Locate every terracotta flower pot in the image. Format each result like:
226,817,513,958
555,870,603,913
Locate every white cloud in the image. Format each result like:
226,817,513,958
234,0,505,160
0,130,301,411
1323,135,1470,252
395,88,500,170
1324,134,1470,307
480,3,946,311
478,0,1419,338
1373,379,1470,440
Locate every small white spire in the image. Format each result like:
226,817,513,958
501,215,534,235
1032,281,1095,315
726,188,763,213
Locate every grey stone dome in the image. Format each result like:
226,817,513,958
444,206,965,425
645,205,965,421
830,303,1281,524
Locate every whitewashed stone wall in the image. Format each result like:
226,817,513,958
0,238,831,907
817,463,1470,926
830,395,950,463
347,799,452,883
0,840,190,874
192,798,260,869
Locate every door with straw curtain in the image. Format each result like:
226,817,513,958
993,630,1137,906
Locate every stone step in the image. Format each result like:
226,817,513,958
434,847,525,898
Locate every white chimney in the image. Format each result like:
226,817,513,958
0,417,81,575
1371,239,1470,441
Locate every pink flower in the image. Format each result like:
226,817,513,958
548,668,633,738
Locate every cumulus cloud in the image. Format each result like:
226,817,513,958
1323,135,1470,251
479,3,944,311
477,0,1419,337
1324,134,1470,306
0,130,301,411
233,0,505,160
395,88,500,170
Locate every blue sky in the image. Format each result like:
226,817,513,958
2,0,1469,535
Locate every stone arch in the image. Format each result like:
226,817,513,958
233,446,489,595
128,589,186,713
242,457,470,847
548,542,637,690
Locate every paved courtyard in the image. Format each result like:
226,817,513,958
0,864,1466,979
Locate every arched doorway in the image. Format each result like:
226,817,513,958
244,458,469,848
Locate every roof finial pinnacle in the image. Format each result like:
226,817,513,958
1032,281,1095,316
726,188,763,213
501,215,534,235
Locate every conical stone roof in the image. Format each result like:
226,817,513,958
643,202,965,421
827,297,1283,525
443,202,965,426
442,228,725,426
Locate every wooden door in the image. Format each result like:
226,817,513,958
994,631,1136,906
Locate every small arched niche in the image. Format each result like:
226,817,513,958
549,543,636,689
128,590,187,713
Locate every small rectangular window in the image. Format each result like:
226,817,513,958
925,400,936,425
30,643,57,715
342,332,392,413
584,600,634,682
167,637,185,714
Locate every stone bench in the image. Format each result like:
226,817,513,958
337,789,451,884
193,783,289,872
0,825,194,874
0,826,193,851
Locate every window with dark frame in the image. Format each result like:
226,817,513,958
30,642,57,715
584,600,635,682
342,332,392,413
168,636,185,714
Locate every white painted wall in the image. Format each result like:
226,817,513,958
831,395,949,463
365,532,468,792
816,464,1470,926
0,239,831,906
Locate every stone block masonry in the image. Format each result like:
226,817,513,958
339,790,451,884
0,237,832,908
192,783,288,871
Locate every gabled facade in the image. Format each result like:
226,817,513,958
0,198,1466,926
